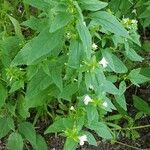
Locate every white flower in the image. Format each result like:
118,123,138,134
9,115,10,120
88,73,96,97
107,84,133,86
70,106,75,111
132,9,136,14
79,135,87,146
102,101,108,107
99,57,108,68
92,43,98,50
83,95,93,105
122,18,129,24
83,21,86,26
131,19,138,24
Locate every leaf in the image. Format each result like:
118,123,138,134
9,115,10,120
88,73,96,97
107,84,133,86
7,132,23,150
50,12,72,33
18,122,37,149
50,67,63,91
0,117,14,139
9,80,24,93
102,49,128,73
26,69,52,99
45,117,75,135
21,16,48,32
128,68,150,86
68,40,82,69
115,95,127,111
90,11,129,37
76,21,92,59
118,81,126,95
59,83,78,101
125,48,143,62
83,131,97,146
88,122,112,139
64,138,78,150
8,15,24,41
102,80,119,95
133,95,150,115
79,0,108,11
11,28,64,66
142,40,150,52
0,83,7,109
86,105,98,125
36,134,48,150
24,0,52,11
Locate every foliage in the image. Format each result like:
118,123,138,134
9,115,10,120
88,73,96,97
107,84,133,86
0,0,150,149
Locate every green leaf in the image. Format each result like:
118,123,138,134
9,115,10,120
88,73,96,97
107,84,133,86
7,132,23,150
64,138,78,150
86,105,98,125
125,48,143,62
59,83,78,101
79,0,108,11
83,131,97,146
133,95,150,115
45,118,66,134
142,40,150,52
0,117,14,139
18,122,37,149
21,16,48,32
76,21,92,59
128,68,150,86
26,69,52,99
102,80,119,95
0,83,7,109
50,12,72,33
88,122,112,139
102,49,128,73
45,117,75,135
24,0,52,11
118,81,126,95
8,15,24,41
115,95,127,111
50,67,63,91
9,80,24,93
11,28,64,66
36,134,48,150
68,40,82,69
90,11,129,37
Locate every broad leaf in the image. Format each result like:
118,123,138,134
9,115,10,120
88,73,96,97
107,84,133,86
50,12,72,33
0,83,7,109
102,49,128,73
11,28,64,65
7,132,23,150
79,0,108,11
18,122,37,149
90,11,129,37
76,21,92,59
128,68,150,86
36,134,48,150
133,95,150,115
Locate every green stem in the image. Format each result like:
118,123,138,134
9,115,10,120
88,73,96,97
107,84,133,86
113,140,142,150
112,124,150,131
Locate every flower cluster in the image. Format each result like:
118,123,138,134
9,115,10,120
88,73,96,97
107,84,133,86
121,18,138,30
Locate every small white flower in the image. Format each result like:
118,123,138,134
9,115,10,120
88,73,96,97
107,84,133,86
131,19,138,24
83,95,93,105
102,101,108,107
83,21,86,26
92,43,98,50
132,9,136,14
89,84,94,90
99,57,108,68
70,106,75,111
122,18,129,24
79,135,87,146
